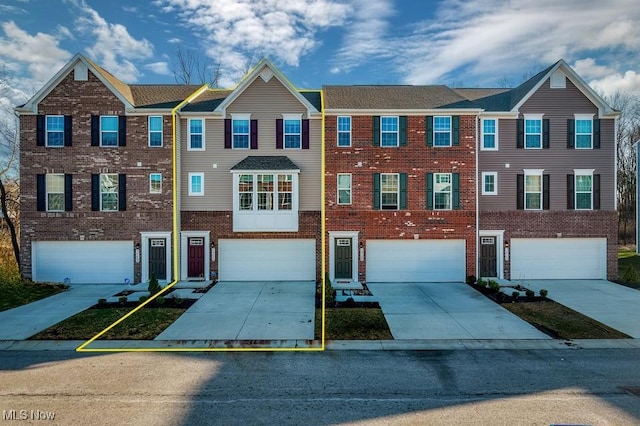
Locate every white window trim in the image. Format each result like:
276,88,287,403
140,231,172,284
45,115,64,148
100,115,119,147
231,113,251,150
187,118,205,151
523,168,544,210
283,113,302,150
524,113,544,150
478,230,505,279
574,113,594,150
45,173,64,212
434,172,452,210
179,231,210,281
100,173,119,212
337,173,352,205
380,116,399,147
380,172,399,210
188,172,204,196
148,116,163,147
328,231,359,283
574,168,595,210
149,173,162,194
337,116,351,147
480,118,498,151
433,116,452,147
482,172,498,195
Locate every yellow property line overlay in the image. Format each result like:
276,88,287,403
77,83,327,352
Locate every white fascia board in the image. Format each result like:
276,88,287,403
324,108,483,116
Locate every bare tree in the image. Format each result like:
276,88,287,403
171,46,222,87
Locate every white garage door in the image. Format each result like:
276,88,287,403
32,241,133,284
219,239,316,281
366,240,466,282
511,238,606,280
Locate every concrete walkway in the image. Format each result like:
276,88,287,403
0,284,123,340
155,281,315,341
367,282,550,340
520,280,640,338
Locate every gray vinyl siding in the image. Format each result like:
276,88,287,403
479,79,615,211
180,77,321,211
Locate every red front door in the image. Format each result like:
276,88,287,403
188,237,205,278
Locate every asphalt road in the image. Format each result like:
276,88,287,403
1,349,639,425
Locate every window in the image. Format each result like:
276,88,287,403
525,172,542,210
46,115,64,147
284,117,301,149
149,173,162,194
380,116,399,147
481,118,497,150
433,116,452,147
434,173,452,210
148,116,163,147
524,115,542,149
380,173,399,210
100,174,119,211
337,116,351,147
575,115,593,149
189,173,204,196
337,174,352,205
482,172,497,195
100,116,119,146
257,174,274,209
236,173,295,212
238,174,253,210
278,175,292,210
188,119,204,150
575,172,593,210
232,116,250,149
46,174,64,211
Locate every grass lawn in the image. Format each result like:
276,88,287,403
0,281,67,312
315,308,393,340
503,300,631,339
617,247,640,289
30,306,187,340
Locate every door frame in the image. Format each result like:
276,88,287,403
329,231,359,283
478,230,504,279
140,232,172,284
180,231,210,281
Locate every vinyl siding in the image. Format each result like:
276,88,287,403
479,79,615,211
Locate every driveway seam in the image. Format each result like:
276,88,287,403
235,282,266,340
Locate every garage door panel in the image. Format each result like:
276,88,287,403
33,241,133,284
219,239,315,281
366,240,465,282
511,238,606,280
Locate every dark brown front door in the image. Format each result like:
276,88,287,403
335,238,353,280
480,236,497,277
188,237,205,278
149,239,167,280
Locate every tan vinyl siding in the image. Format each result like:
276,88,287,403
479,79,615,211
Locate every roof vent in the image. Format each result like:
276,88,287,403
74,62,88,81
550,69,566,89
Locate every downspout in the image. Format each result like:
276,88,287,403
475,113,480,278
320,89,326,348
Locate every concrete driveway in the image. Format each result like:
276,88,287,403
367,282,550,340
520,280,640,338
155,281,315,340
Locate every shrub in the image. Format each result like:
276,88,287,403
488,280,500,292
118,296,128,305
323,273,336,306
477,277,486,287
539,288,548,298
466,275,476,285
148,273,162,295
155,296,165,306
97,298,107,306
622,264,639,284
171,294,184,306
511,291,520,301
138,295,149,304
525,289,535,298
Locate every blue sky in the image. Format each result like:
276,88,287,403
1,0,639,109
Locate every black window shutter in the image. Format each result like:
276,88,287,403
426,173,434,210
373,173,380,210
36,174,45,211
399,173,407,209
567,119,575,149
275,118,283,149
516,174,524,209
516,119,524,149
64,174,72,211
399,116,407,146
91,174,99,211
91,115,99,146
224,119,231,149
452,116,460,146
543,174,550,210
426,116,433,146
567,174,575,209
118,174,126,211
118,116,126,147
63,115,72,146
250,119,258,149
593,174,600,209
542,119,550,149
452,173,460,209
594,119,601,149
36,115,45,146
373,116,380,146
302,119,310,149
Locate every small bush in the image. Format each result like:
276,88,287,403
511,291,520,301
477,277,486,287
171,294,184,306
622,264,639,284
138,295,149,304
118,296,128,305
148,273,162,295
525,289,535,298
539,288,548,298
155,296,165,306
323,273,336,306
488,280,500,292
466,275,476,285
97,298,107,306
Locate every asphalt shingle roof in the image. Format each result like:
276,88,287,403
129,85,204,108
322,85,468,110
230,156,300,171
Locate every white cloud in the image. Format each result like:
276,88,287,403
590,71,640,98
145,61,171,75
572,58,615,80
167,37,182,44
0,5,27,14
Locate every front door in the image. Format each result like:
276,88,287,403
335,238,353,280
149,239,167,280
187,237,205,278
480,236,497,277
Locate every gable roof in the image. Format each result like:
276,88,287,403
323,85,469,110
230,156,300,171
129,84,204,109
